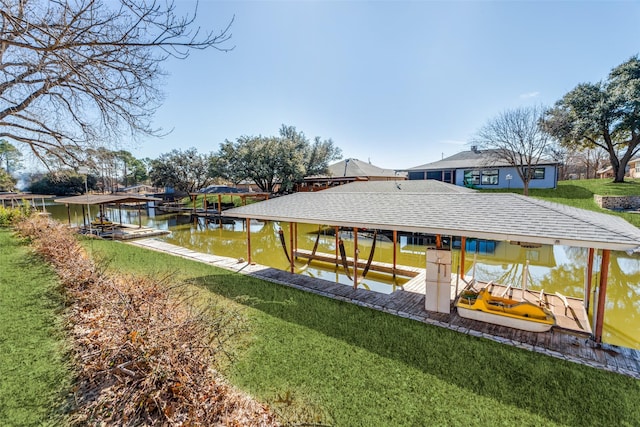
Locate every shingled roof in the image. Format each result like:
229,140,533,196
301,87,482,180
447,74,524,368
408,149,557,171
323,158,398,179
322,179,476,193
224,192,640,251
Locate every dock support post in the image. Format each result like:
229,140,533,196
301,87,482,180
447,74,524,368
585,248,595,310
460,236,466,280
294,223,298,259
594,249,610,343
392,230,397,278
335,226,339,267
289,222,295,274
66,203,71,225
247,217,252,264
353,227,358,289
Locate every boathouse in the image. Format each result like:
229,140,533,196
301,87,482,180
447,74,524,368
223,188,640,344
298,158,405,192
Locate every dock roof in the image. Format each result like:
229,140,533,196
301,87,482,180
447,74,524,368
54,194,161,205
322,180,476,193
224,192,640,251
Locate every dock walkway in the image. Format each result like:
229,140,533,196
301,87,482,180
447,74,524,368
128,238,640,379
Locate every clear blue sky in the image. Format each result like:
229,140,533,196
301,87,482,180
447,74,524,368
132,0,640,170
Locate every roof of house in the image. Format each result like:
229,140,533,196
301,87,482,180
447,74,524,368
408,149,557,171
224,192,640,251
308,158,400,179
322,179,476,193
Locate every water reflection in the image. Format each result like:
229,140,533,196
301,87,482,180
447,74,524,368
46,203,640,349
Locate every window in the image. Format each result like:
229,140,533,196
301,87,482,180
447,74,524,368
480,169,499,185
525,167,546,180
463,170,480,186
464,169,499,185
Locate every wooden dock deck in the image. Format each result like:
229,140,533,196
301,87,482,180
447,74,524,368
293,248,422,278
127,238,640,379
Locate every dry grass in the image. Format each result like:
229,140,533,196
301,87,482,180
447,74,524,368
15,216,277,426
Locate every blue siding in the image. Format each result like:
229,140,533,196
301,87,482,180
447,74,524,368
453,166,557,189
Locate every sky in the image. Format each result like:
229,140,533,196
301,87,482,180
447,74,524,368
128,0,640,170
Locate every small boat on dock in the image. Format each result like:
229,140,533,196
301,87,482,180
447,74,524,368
456,286,556,332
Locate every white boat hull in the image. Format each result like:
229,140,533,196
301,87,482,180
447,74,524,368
457,305,554,333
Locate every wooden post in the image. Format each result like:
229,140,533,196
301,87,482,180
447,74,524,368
594,249,610,343
436,234,442,249
118,203,123,225
138,204,142,228
294,222,298,256
353,227,358,288
585,248,595,310
218,194,222,213
392,230,397,277
460,236,466,280
66,204,71,225
335,226,339,267
289,222,295,273
247,217,252,264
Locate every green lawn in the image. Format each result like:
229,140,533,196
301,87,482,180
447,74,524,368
0,229,71,426
86,239,640,426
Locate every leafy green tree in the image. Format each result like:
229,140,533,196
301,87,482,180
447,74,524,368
28,172,98,196
215,125,342,193
0,139,23,174
0,0,232,166
0,168,16,191
149,148,215,193
543,56,640,183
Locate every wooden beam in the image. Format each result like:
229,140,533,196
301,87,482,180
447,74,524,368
335,226,339,267
353,227,358,289
289,222,295,274
247,217,252,264
595,249,611,343
460,236,466,280
585,247,595,310
392,230,397,278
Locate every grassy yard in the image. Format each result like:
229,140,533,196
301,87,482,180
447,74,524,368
0,229,71,426
86,239,640,426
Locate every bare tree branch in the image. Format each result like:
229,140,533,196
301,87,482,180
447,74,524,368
0,0,233,167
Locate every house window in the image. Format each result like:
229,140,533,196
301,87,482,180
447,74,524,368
525,167,546,180
480,169,499,185
463,170,480,186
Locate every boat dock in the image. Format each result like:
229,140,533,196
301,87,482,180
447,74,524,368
127,238,640,379
293,248,423,278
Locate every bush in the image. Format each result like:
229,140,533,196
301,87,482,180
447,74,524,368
14,216,276,426
0,202,31,226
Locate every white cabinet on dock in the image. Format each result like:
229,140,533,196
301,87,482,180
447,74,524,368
425,249,451,314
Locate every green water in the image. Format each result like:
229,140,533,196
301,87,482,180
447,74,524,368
46,204,640,349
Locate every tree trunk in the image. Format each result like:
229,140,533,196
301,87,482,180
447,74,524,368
614,164,627,182
522,180,530,196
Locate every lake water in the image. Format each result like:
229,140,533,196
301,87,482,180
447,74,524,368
46,203,640,349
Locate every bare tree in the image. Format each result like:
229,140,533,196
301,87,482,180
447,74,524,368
474,105,552,196
0,0,232,166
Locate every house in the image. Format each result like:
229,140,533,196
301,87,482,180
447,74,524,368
297,158,405,192
406,147,558,190
627,158,640,178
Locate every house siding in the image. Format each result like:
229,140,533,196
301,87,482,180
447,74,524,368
409,165,557,189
